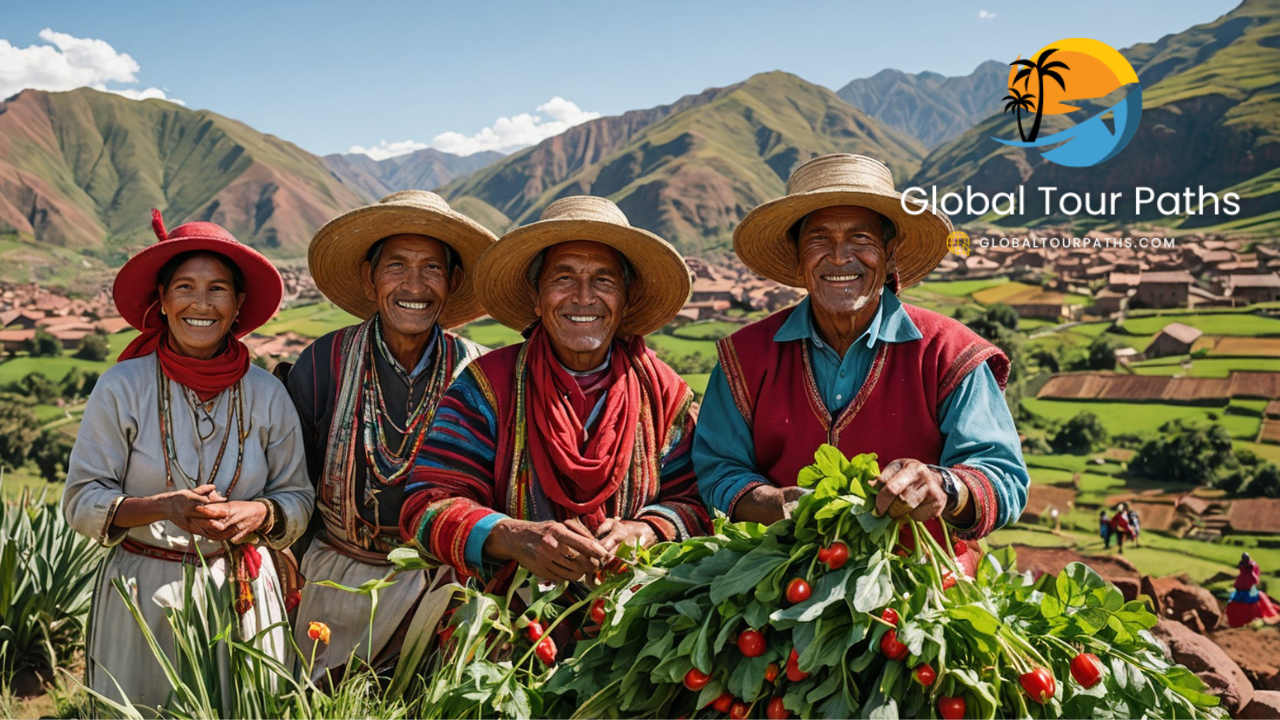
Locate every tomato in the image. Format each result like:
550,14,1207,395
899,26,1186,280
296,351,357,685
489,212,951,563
816,545,831,562
785,578,812,604
710,693,734,713
438,624,455,647
535,636,557,665
767,696,790,719
590,598,607,625
953,539,968,556
913,663,936,686
938,695,966,720
786,648,809,681
942,572,957,590
825,542,850,569
737,629,766,657
525,621,545,642
764,662,780,683
683,667,710,691
1020,666,1056,704
879,629,909,661
881,608,900,626
1070,653,1104,689
729,701,749,720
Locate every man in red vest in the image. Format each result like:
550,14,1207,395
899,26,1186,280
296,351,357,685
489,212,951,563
694,154,1029,562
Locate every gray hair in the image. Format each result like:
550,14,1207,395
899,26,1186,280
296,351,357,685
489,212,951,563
366,237,457,272
525,246,636,289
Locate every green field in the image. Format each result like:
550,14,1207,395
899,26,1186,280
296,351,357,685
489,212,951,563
672,321,738,341
915,278,1010,298
1022,398,1261,439
258,302,359,338
0,329,140,386
1128,356,1280,377
647,333,718,360
458,319,524,349
1119,311,1280,337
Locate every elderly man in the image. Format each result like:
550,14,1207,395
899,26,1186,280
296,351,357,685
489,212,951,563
694,154,1028,562
400,196,709,584
286,190,495,678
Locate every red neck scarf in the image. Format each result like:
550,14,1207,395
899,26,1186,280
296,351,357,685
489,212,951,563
118,304,250,401
524,325,642,523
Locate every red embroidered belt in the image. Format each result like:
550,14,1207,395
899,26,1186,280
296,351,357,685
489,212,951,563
120,537,226,564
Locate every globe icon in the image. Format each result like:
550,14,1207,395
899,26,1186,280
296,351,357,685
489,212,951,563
946,231,971,258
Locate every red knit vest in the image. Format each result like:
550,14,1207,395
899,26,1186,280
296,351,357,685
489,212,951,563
716,301,1009,571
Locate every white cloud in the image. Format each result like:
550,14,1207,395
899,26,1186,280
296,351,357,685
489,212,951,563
348,96,601,160
0,28,181,104
346,139,430,161
977,10,997,20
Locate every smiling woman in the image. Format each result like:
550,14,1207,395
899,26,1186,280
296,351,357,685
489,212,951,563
60,210,314,710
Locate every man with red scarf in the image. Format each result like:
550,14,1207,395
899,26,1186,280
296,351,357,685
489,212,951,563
400,196,710,584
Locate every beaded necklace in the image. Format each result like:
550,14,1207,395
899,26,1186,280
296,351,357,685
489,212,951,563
360,327,450,486
157,358,248,493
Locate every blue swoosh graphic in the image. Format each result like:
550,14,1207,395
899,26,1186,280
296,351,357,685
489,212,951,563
992,86,1143,167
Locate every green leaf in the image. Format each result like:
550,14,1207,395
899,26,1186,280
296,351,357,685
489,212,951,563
798,617,856,673
770,566,854,625
708,542,789,604
851,552,893,613
1057,562,1105,608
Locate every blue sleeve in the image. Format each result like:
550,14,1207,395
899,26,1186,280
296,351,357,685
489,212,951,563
692,362,770,517
465,513,507,569
936,362,1030,535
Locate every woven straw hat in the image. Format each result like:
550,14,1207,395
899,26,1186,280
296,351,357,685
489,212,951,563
475,196,691,337
308,190,497,328
733,154,953,291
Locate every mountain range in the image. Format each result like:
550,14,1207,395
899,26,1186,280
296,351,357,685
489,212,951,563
0,0,1275,281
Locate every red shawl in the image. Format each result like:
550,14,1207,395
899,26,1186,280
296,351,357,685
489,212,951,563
119,304,250,401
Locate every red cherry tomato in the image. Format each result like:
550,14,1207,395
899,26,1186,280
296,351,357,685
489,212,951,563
879,629,909,661
729,701,749,720
816,546,831,562
767,696,790,719
786,647,809,681
764,662,780,683
710,693,734,713
825,542,850,569
913,663,937,686
590,598,607,625
785,578,812,604
938,695,966,720
737,629,766,658
942,572,957,590
1020,666,1056,704
1070,652,1104,689
535,636,557,665
953,539,968,556
683,667,710,691
881,608,900,626
525,621,544,642
439,624,455,646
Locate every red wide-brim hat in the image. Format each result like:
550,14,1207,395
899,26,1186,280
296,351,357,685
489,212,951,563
112,209,284,338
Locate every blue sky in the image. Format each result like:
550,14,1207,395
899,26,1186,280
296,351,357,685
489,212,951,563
1,0,1240,157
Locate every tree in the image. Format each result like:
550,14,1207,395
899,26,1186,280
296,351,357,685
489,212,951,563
1050,411,1108,454
1085,336,1123,371
15,372,59,404
1011,48,1070,142
74,331,110,361
1129,420,1236,485
0,400,42,469
31,431,75,482
1250,463,1280,498
24,329,63,357
1002,87,1036,142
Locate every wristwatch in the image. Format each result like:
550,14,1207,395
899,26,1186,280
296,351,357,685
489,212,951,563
937,467,961,515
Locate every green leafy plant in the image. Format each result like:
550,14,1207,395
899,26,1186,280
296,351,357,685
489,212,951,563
0,490,101,686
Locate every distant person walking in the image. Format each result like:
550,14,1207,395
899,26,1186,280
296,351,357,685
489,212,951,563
1227,553,1279,627
1099,509,1112,548
1128,508,1141,547
1110,503,1133,553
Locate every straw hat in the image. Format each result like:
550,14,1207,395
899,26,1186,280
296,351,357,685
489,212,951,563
475,196,691,337
733,154,953,291
114,210,283,337
308,190,498,328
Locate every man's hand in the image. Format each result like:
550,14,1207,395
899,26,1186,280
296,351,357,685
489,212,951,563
188,500,268,543
485,519,610,584
732,485,809,525
163,484,223,535
869,459,949,522
593,518,657,556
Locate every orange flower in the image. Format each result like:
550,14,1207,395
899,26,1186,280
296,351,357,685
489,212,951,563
308,621,331,644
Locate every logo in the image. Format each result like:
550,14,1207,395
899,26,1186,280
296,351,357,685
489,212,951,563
946,231,971,257
993,38,1142,167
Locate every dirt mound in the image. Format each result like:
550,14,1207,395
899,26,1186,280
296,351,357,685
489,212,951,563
1010,544,1142,600
1152,619,1254,716
1144,573,1224,633
1240,690,1280,719
1211,626,1280,692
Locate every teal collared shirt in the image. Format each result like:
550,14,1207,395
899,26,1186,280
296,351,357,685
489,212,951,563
693,288,1029,534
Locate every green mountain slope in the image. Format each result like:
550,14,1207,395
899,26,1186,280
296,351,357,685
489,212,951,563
443,71,925,255
0,87,366,260
910,0,1280,235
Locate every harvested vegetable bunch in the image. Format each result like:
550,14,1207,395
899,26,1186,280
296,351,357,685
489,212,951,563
543,446,1226,720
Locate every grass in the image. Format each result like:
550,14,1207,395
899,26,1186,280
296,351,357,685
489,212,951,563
646,333,718,360
1023,398,1261,440
258,302,358,338
0,466,62,502
915,278,1010,298
1119,311,1280,337
672,321,738,341
684,373,711,398
457,319,523,349
1128,356,1280,377
972,281,1039,305
0,331,139,386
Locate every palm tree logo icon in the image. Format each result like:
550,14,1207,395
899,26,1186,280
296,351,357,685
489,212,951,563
991,38,1143,168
